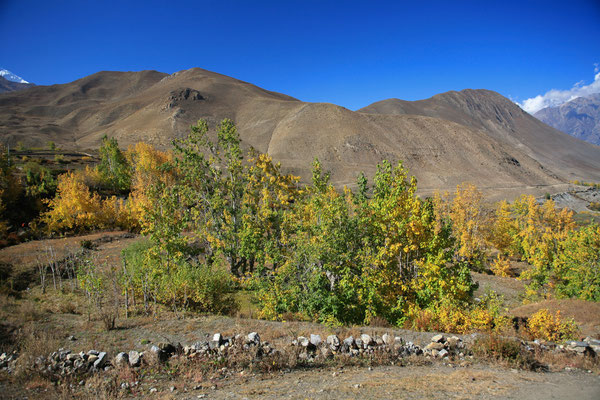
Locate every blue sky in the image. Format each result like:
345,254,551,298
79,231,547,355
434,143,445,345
1,0,599,110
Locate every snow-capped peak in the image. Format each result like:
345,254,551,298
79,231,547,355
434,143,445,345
0,68,29,84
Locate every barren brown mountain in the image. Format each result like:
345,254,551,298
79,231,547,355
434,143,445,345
1,68,599,200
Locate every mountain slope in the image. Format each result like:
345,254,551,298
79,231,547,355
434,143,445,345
534,94,600,146
358,89,600,185
1,69,599,200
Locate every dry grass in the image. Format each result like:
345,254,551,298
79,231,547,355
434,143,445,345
472,334,600,373
14,324,62,378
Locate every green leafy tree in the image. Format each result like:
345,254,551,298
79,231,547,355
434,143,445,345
551,224,600,301
98,135,131,193
23,161,57,198
256,159,475,326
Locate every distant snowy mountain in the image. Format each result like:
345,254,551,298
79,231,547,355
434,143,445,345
0,69,34,93
534,93,600,146
0,68,29,84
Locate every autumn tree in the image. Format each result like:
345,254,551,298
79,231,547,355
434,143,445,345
257,159,475,325
42,171,130,233
125,142,175,231
169,119,298,276
447,183,489,268
551,224,600,301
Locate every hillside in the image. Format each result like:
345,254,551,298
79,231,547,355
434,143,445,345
2,69,600,199
534,93,600,146
358,89,600,187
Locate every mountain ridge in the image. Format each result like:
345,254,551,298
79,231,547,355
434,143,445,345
1,68,599,200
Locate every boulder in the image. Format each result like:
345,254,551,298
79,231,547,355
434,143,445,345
87,354,99,364
158,342,176,355
150,345,168,362
431,334,445,343
247,332,260,346
327,335,340,351
93,352,107,369
114,352,129,368
446,336,461,348
310,334,322,347
343,336,355,348
360,334,373,347
212,333,223,345
567,341,589,348
128,351,141,367
425,342,445,351
382,334,392,345
297,336,310,347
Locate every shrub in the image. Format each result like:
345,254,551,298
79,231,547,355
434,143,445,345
490,255,511,277
120,240,238,315
53,154,67,164
23,161,57,198
77,258,119,330
407,291,509,334
525,309,579,342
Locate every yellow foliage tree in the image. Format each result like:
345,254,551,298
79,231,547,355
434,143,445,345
42,172,105,232
125,142,174,231
490,200,518,256
448,183,490,267
490,255,511,277
509,195,575,299
526,309,578,342
42,171,131,233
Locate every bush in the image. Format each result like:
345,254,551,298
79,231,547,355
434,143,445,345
23,161,56,198
120,240,238,315
525,309,579,342
407,291,509,334
77,258,119,330
490,255,511,277
53,154,67,164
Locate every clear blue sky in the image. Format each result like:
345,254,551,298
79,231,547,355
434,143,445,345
1,0,599,110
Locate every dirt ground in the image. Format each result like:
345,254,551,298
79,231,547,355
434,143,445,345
1,231,600,399
192,364,600,400
2,362,598,400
